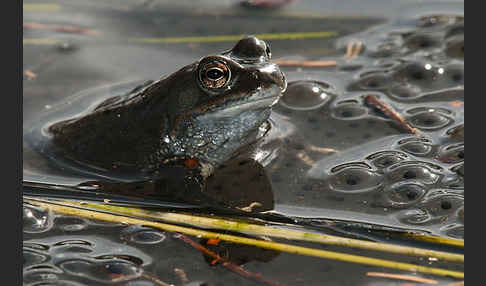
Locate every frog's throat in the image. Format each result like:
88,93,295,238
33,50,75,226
169,88,279,139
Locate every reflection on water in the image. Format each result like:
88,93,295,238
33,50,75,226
23,0,463,285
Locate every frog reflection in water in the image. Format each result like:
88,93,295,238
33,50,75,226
35,36,286,205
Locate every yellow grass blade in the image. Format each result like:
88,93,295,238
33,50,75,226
24,198,464,279
131,31,338,44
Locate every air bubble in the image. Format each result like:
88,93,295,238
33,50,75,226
279,81,334,111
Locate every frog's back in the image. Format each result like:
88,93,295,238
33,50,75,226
24,79,163,179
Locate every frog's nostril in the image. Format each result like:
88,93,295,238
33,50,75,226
265,44,272,59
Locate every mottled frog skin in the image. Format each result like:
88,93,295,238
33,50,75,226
43,36,286,180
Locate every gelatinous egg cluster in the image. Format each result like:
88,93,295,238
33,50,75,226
23,204,161,285
271,14,463,238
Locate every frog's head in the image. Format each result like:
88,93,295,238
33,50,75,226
160,36,287,168
194,36,286,117
164,36,286,123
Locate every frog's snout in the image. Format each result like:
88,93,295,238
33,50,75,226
230,36,287,91
257,64,287,93
270,69,287,93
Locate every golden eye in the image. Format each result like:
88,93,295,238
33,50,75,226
199,60,231,89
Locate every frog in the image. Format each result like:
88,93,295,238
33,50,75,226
25,36,287,195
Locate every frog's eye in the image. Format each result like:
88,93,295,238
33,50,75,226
199,60,231,89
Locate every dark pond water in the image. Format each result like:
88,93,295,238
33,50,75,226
23,0,464,285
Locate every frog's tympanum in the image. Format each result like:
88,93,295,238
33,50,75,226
42,36,286,184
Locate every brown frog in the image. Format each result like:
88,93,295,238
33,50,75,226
27,36,286,188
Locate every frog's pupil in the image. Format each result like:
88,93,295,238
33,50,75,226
207,68,224,80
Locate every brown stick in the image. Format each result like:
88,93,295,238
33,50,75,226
274,60,337,67
23,70,38,80
344,41,363,60
23,22,99,35
364,94,419,135
174,233,287,286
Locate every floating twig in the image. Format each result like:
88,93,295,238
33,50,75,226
364,94,420,135
23,70,37,80
344,40,363,60
366,272,438,284
23,22,99,36
307,145,337,154
175,233,287,286
274,60,337,67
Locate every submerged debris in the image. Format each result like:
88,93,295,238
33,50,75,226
364,94,420,135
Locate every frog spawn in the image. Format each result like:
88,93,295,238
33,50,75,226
23,207,154,285
270,13,463,238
